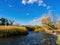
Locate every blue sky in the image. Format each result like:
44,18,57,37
0,0,60,25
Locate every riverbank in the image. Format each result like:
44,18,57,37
0,25,60,37
0,25,43,37
43,29,60,36
0,26,28,37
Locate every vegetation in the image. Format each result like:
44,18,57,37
26,26,45,32
0,26,28,37
9,20,14,25
56,36,60,45
0,18,9,25
41,14,58,30
0,18,14,25
0,13,60,37
56,20,60,29
34,26,45,32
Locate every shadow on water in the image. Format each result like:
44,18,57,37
0,31,57,45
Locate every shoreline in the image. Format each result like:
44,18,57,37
0,25,60,37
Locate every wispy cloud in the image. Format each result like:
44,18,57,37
43,3,46,7
21,0,55,25
21,0,49,9
47,6,51,10
38,0,43,6
8,4,12,7
27,0,37,4
29,17,42,25
22,0,46,7
26,13,30,15
22,0,27,5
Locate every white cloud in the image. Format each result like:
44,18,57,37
22,0,44,5
38,0,44,6
26,13,30,15
21,0,47,7
21,0,54,14
22,0,26,5
48,9,56,14
47,6,51,10
27,0,37,4
50,9,55,12
8,4,12,7
38,0,43,4
43,3,46,7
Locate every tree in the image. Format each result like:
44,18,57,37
41,14,58,30
41,14,52,26
53,14,58,26
0,18,5,25
0,18,9,25
9,20,14,25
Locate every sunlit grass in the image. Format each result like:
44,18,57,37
0,26,27,31
0,26,28,37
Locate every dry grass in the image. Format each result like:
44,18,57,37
0,25,28,37
0,26,27,32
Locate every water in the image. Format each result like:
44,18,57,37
0,32,57,45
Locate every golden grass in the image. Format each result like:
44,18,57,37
0,26,28,37
0,26,27,32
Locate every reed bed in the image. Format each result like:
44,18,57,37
0,26,28,37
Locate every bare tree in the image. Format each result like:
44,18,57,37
53,14,58,26
41,14,52,26
9,20,14,25
41,13,58,30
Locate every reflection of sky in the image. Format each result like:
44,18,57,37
0,0,60,25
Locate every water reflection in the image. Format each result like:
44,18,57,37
0,32,57,45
